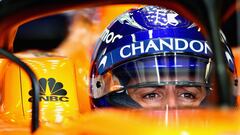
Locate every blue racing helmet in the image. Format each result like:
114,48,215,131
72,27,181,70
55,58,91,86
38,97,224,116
90,6,237,108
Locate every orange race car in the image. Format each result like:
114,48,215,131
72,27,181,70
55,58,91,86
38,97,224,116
0,1,239,135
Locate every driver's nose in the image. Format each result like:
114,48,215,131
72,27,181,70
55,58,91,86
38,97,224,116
165,85,177,108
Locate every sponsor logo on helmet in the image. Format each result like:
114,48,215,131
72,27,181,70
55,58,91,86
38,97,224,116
118,12,147,30
219,30,235,72
225,51,234,69
97,38,212,74
120,38,212,58
28,78,69,102
98,55,108,69
100,29,123,44
142,6,180,27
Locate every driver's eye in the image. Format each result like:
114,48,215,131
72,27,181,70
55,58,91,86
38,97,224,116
179,93,196,99
142,93,160,100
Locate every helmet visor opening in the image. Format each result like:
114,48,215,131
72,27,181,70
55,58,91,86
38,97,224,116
91,54,212,99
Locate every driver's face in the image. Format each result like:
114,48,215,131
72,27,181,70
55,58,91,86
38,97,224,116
127,85,206,108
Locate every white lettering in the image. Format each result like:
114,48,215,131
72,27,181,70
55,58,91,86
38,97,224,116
148,30,153,39
145,40,159,52
204,42,212,54
100,28,123,44
175,38,188,50
100,29,109,41
225,51,233,65
131,34,136,42
112,35,123,43
132,42,144,55
118,38,212,59
159,38,173,50
190,40,204,52
106,32,114,44
120,45,131,58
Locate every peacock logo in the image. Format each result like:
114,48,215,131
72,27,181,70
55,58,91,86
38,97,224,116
28,78,69,102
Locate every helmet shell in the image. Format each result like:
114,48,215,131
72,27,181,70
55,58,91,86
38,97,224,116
90,6,236,108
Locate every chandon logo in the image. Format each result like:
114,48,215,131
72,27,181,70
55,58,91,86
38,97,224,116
28,78,69,102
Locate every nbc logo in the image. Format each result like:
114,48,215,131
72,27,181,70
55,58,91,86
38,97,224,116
28,78,69,102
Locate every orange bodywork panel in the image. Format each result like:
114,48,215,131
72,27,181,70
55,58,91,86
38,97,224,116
0,108,240,135
0,4,238,135
233,47,240,105
34,108,240,135
0,52,91,124
233,47,240,77
98,4,142,31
